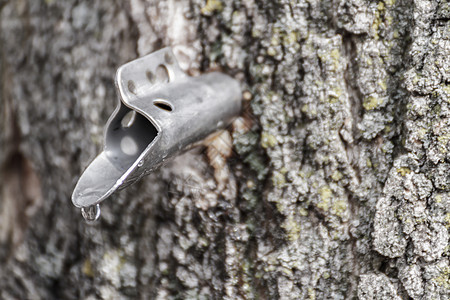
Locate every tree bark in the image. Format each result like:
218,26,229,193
0,0,449,299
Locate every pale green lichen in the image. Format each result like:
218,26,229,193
437,133,450,153
283,215,301,241
272,171,286,187
417,127,427,139
299,207,309,216
443,84,450,98
372,12,382,40
201,0,223,15
267,47,277,56
328,86,343,103
261,132,278,148
270,34,280,47
317,48,340,72
331,171,343,182
445,213,450,229
363,95,383,110
433,267,450,289
301,104,317,116
283,31,299,46
330,49,340,71
397,167,411,176
331,200,348,217
385,0,396,6
317,186,333,211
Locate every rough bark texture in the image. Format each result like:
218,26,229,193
0,0,449,299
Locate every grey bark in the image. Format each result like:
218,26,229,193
0,0,449,299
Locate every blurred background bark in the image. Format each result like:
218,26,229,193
0,0,449,299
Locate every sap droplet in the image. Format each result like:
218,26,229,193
138,160,144,167
81,204,101,223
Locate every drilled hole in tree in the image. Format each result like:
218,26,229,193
121,111,136,128
155,65,169,83
153,100,173,112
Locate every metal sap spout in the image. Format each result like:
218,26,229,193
72,47,242,213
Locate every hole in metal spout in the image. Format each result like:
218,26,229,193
155,65,169,83
153,100,173,112
121,111,136,128
164,52,173,64
120,136,138,155
127,80,136,94
146,70,155,83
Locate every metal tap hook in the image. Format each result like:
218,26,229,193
72,48,242,221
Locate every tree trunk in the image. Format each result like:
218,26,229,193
0,0,449,299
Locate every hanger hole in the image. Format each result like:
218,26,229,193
155,65,169,83
164,52,173,64
146,70,156,83
153,100,173,112
127,80,136,94
121,110,136,128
